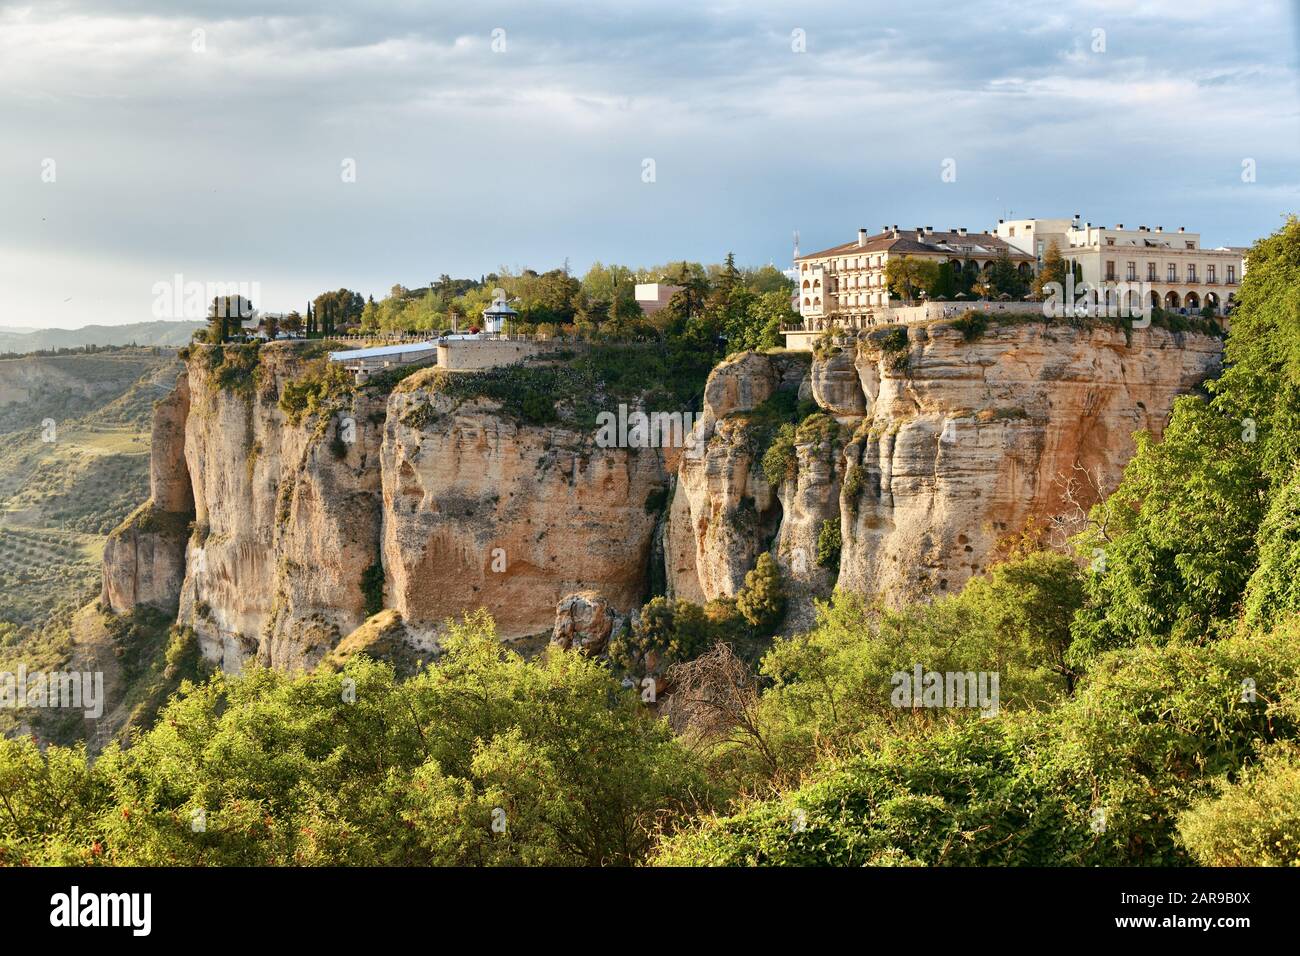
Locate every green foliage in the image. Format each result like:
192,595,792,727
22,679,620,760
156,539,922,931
949,310,990,342
420,342,716,432
815,518,841,570
0,611,707,866
1070,396,1268,661
1032,239,1067,299
1209,216,1300,489
736,553,785,633
360,562,384,618
1242,467,1300,630
201,343,261,395
659,621,1300,866
761,424,797,488
884,256,939,302
278,361,356,426
609,597,712,677
1177,743,1300,866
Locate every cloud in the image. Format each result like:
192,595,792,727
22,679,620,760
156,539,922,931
1,0,1297,326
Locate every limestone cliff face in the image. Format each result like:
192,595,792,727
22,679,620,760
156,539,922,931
837,322,1221,602
101,371,193,614
102,321,1221,675
380,372,668,643
666,353,807,603
105,344,672,673
668,321,1223,611
177,345,385,672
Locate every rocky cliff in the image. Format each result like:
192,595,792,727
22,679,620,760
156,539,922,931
101,371,193,613
667,319,1223,612
103,320,1222,673
105,343,674,673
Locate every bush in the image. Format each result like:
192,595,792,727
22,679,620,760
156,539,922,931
736,554,785,633
1177,743,1300,866
761,423,796,487
815,518,841,569
609,597,713,678
0,611,708,866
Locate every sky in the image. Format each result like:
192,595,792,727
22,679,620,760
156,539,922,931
2,0,1299,328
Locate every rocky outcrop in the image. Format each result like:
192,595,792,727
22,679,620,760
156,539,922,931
101,371,193,613
666,353,808,602
177,345,386,673
837,321,1221,603
552,591,621,655
380,371,668,644
668,320,1223,612
100,344,675,673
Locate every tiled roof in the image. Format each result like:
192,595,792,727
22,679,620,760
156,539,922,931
799,230,1034,262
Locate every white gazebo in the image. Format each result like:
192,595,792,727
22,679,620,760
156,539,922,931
481,288,517,335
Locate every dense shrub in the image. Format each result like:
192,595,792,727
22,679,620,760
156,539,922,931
0,612,707,866
1177,743,1300,866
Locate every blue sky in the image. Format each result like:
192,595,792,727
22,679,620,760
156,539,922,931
3,0,1299,327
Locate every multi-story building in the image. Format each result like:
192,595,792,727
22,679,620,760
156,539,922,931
795,226,1036,329
995,217,1244,316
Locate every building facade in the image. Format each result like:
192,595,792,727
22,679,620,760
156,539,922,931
795,226,1036,329
995,218,1245,316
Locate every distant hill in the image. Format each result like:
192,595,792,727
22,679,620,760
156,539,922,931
0,320,204,354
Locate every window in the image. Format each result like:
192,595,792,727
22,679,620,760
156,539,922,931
1126,262,1136,281
1106,261,1116,280
1168,264,1178,282
1008,227,1016,236
1106,238,1115,246
1186,241,1195,250
1208,265,1217,283
1187,264,1197,282
1147,263,1157,280
1228,265,1236,283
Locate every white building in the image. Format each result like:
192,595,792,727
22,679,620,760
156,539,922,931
995,217,1244,315
794,225,1035,329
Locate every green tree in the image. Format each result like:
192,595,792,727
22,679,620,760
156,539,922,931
736,553,786,633
884,257,939,302
1032,239,1067,299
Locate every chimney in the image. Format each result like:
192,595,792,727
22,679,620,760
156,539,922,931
958,227,967,237
925,225,933,234
882,224,889,234
857,228,867,247
1155,226,1163,232
1178,226,1185,233
1116,223,1124,229
998,218,1005,224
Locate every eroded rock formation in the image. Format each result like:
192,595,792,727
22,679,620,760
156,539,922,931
668,321,1223,611
102,321,1222,673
